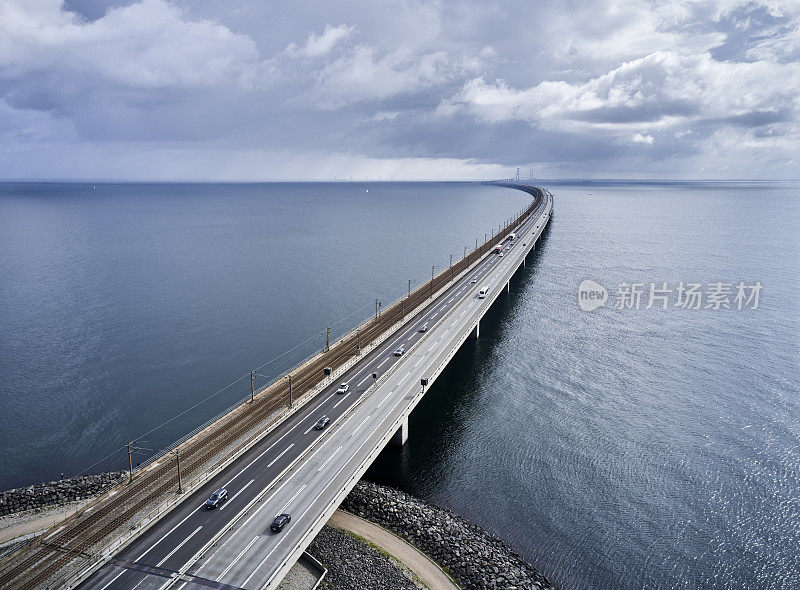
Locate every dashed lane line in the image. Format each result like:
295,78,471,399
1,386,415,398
216,535,260,582
280,484,308,512
351,416,370,437
266,444,294,468
219,479,254,511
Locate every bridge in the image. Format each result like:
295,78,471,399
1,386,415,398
0,182,552,590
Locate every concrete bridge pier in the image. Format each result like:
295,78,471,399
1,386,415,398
469,319,480,339
390,416,409,447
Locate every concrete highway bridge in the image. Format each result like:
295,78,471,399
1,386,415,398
0,182,553,590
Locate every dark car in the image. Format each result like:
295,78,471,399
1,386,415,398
271,513,291,532
314,416,330,430
205,488,228,509
419,323,428,332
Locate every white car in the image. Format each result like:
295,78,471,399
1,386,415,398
499,252,504,258
394,346,405,356
336,383,349,394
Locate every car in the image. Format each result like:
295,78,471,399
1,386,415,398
499,252,504,257
394,346,405,356
523,243,526,246
336,383,349,394
471,278,477,283
271,513,291,533
205,488,228,509
314,415,330,430
419,323,428,332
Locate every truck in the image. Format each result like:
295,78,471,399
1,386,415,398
508,232,516,242
479,286,489,299
494,244,503,253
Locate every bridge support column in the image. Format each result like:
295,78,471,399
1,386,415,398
390,416,409,447
469,319,480,339
507,280,510,293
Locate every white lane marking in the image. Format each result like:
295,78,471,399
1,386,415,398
303,423,316,435
351,415,370,437
317,447,342,473
200,411,357,573
413,356,425,368
399,374,411,385
220,479,254,511
431,312,438,319
98,495,205,590
267,444,294,468
459,310,466,318
386,331,410,352
280,483,308,513
257,389,413,588
357,374,370,387
447,298,454,303
216,535,260,582
224,399,324,488
155,526,202,568
376,358,389,370
333,393,350,409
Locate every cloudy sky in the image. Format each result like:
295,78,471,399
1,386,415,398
1,0,798,180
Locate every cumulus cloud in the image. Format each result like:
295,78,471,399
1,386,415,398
0,0,261,92
309,46,459,108
442,51,800,150
285,24,354,58
0,0,269,141
0,0,798,179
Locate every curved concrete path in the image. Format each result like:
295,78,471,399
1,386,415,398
328,509,459,590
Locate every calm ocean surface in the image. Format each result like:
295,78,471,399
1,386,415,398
1,181,798,589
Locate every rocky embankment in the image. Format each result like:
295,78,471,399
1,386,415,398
342,481,554,590
0,472,126,517
308,525,420,590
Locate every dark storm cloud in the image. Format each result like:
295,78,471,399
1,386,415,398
0,0,798,179
63,0,132,21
